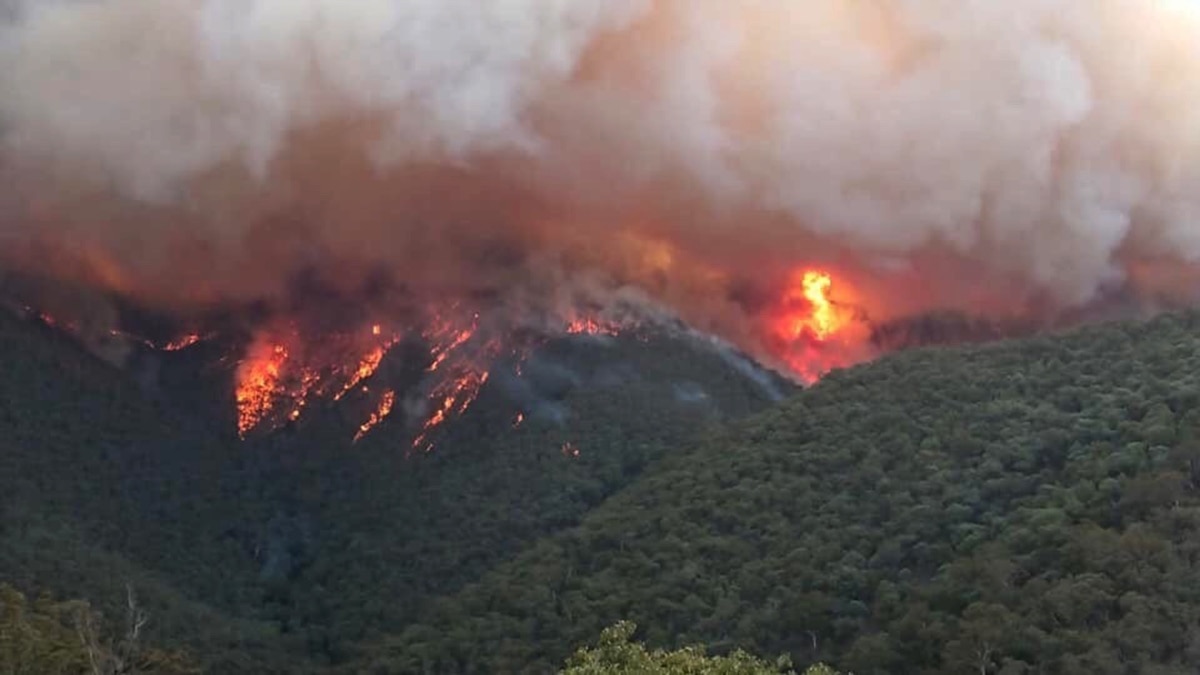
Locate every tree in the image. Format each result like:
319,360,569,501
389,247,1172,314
562,621,840,674
0,583,196,675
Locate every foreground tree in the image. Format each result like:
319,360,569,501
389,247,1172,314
562,621,840,674
0,583,196,674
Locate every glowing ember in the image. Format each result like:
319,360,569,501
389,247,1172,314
354,389,396,442
426,322,476,372
411,368,491,453
161,333,202,351
512,412,524,428
333,343,392,401
105,327,207,352
566,317,621,336
285,367,322,424
404,312,507,453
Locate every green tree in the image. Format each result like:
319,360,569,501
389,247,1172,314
0,584,196,675
562,622,840,674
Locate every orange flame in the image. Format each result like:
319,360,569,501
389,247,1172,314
768,268,860,382
354,389,396,442
333,341,394,401
566,317,621,336
235,341,288,437
232,322,402,437
161,333,202,351
426,323,476,373
411,368,490,453
406,311,505,453
780,270,844,341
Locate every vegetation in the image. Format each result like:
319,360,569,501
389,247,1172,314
8,306,1200,672
370,311,1200,674
0,310,784,672
0,583,196,674
562,622,837,675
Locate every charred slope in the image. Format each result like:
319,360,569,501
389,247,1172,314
371,311,1200,675
0,308,792,670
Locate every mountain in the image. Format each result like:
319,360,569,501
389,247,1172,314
0,308,789,672
7,305,1200,673
365,311,1200,674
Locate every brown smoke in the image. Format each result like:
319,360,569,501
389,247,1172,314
2,0,1200,377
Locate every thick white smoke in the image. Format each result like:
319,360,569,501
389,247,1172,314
2,0,1200,360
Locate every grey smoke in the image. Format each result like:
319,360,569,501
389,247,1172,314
3,1,1200,369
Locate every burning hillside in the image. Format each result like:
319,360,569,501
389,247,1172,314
11,268,837,445
3,0,1200,438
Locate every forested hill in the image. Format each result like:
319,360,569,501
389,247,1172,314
0,308,790,672
368,310,1200,674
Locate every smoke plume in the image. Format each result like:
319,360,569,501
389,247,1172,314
3,0,1200,377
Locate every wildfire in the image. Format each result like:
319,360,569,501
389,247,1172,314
20,261,868,449
161,333,202,351
566,316,622,336
768,268,860,382
333,341,395,401
411,368,491,454
235,341,289,437
232,321,403,439
423,312,478,371
402,309,512,453
354,389,396,442
800,272,836,338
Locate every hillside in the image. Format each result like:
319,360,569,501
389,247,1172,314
0,312,307,671
368,311,1200,674
0,309,789,671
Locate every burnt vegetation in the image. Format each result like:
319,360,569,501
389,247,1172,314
4,307,1200,673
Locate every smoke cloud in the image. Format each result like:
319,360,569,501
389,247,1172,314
2,0,1200,375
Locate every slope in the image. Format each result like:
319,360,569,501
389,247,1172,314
0,307,792,670
371,311,1200,674
0,311,305,672
233,329,793,662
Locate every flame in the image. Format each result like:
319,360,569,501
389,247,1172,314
354,389,396,442
411,368,490,453
161,333,202,351
426,321,476,372
105,327,206,352
235,341,288,437
285,366,322,424
779,270,844,341
407,311,505,453
561,441,580,458
232,321,402,438
333,342,391,401
566,316,622,336
767,268,861,382
512,412,524,428
799,271,837,339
